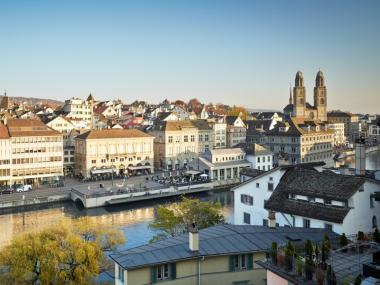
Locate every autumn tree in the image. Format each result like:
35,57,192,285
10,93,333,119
149,196,225,241
0,218,125,285
227,105,249,120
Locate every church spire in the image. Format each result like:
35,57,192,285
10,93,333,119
289,82,292,104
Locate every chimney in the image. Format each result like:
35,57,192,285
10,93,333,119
355,136,366,176
189,223,199,252
268,211,276,228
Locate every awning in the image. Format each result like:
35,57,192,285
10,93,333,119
185,170,201,175
91,168,115,174
128,165,152,170
200,173,208,177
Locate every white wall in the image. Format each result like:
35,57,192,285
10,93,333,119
234,169,284,226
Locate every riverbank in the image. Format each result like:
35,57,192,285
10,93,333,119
337,145,379,159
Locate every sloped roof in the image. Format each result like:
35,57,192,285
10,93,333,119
76,129,152,140
110,224,338,270
0,122,10,139
6,118,61,137
265,167,365,223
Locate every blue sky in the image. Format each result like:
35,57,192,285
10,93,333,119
0,0,379,113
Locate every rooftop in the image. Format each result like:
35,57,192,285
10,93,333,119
76,129,153,140
110,224,338,270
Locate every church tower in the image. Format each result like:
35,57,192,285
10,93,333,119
292,71,306,118
314,70,327,121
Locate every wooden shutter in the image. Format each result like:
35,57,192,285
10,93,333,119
150,266,157,284
229,255,235,272
170,263,177,280
247,253,253,270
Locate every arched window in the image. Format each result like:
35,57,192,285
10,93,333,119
300,98,304,104
373,216,377,228
320,98,325,105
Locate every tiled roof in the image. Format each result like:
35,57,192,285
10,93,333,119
6,118,61,137
0,122,10,139
110,224,338,270
76,128,153,140
265,167,365,223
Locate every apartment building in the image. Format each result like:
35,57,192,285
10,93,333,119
327,122,346,146
111,224,336,285
0,122,11,186
63,96,94,128
210,118,227,148
191,120,213,153
74,129,154,177
226,116,246,147
266,118,334,167
368,122,380,144
233,162,380,235
237,143,273,171
328,111,360,143
1,119,63,186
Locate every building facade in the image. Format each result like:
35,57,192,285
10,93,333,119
327,122,346,146
226,116,246,147
74,129,154,177
0,119,63,186
63,97,94,128
0,122,11,186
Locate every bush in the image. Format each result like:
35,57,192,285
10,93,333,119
340,233,349,251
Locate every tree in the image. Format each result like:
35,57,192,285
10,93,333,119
0,218,125,285
149,196,225,241
227,105,249,120
340,233,349,250
284,241,294,271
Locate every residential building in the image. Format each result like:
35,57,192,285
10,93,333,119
237,143,273,171
246,120,273,145
111,224,336,285
192,148,251,181
191,120,213,153
3,118,63,186
328,111,360,143
266,118,334,166
368,122,380,144
233,162,380,235
74,129,154,177
63,96,94,128
0,122,11,186
226,115,246,147
327,122,346,146
210,118,227,149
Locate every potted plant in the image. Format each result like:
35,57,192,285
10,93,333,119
284,241,294,271
295,258,303,277
373,228,380,243
326,265,337,285
340,233,349,252
323,234,331,258
271,242,278,265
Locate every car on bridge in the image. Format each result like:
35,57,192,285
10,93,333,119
14,184,33,193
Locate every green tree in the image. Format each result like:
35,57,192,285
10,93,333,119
149,196,225,241
0,218,125,285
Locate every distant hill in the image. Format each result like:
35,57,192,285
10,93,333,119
0,95,63,109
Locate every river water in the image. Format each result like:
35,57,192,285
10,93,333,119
0,150,379,250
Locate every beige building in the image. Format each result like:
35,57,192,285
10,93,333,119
74,129,154,177
0,122,11,186
327,122,346,146
267,118,334,166
63,95,94,129
147,120,213,171
111,224,333,285
226,116,246,147
1,119,63,186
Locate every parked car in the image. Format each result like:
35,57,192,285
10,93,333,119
14,184,32,192
0,187,13,194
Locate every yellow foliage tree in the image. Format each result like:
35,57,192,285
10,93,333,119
227,105,249,120
0,218,125,285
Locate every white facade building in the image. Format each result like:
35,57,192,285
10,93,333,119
233,163,380,235
327,122,346,146
63,97,94,128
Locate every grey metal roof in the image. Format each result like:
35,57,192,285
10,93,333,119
110,224,338,270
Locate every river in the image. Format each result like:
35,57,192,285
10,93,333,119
0,150,379,250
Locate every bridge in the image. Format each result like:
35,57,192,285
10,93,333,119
70,179,239,209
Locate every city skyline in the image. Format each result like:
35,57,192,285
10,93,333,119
1,0,379,113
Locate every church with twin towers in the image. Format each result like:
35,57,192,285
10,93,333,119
284,70,327,122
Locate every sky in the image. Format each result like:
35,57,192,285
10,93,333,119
0,0,379,113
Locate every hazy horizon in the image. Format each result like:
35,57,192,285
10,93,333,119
1,0,379,114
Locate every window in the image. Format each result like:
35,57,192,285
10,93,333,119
324,223,333,231
91,160,96,164
373,216,377,228
168,136,173,143
117,265,124,282
370,196,374,208
256,183,260,188
268,183,274,191
303,219,310,228
257,157,260,163
263,219,268,226
152,263,176,282
184,135,188,142
243,212,251,224
205,134,209,141
230,254,252,271
101,159,106,163
199,134,203,142
325,199,332,205
190,135,195,142
241,194,253,205
156,264,169,280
